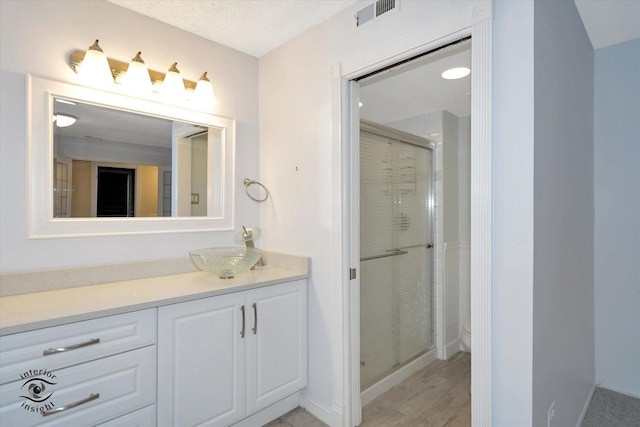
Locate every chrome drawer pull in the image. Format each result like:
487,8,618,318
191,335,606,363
42,393,100,417
252,303,257,335
240,305,246,338
43,338,100,356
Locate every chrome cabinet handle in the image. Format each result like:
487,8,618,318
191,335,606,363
43,338,100,356
42,393,99,417
240,305,246,338
252,303,257,335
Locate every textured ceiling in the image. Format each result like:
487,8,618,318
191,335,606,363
575,0,640,49
108,0,358,58
108,1,640,58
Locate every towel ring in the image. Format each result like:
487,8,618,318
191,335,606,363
244,178,269,202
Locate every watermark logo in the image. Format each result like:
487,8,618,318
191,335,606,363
19,369,57,414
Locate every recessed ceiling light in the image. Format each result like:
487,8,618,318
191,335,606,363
53,113,77,127
359,101,363,108
441,67,471,80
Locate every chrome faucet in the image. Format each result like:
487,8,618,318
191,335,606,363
241,226,264,268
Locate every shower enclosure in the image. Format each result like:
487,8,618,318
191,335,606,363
359,120,434,392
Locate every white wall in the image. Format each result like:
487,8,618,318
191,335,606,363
458,115,471,242
442,110,460,243
492,1,535,424
0,0,259,273
258,0,476,422
594,38,640,398
532,1,595,426
457,115,471,328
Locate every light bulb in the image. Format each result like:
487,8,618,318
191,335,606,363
194,71,217,107
123,52,152,95
53,114,77,128
161,62,185,99
441,67,471,80
76,40,113,87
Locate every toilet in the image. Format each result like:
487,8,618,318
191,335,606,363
461,318,471,352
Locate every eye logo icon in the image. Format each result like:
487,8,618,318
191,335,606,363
18,369,58,414
21,377,56,403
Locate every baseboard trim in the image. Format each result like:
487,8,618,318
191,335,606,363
576,383,596,427
360,348,437,406
331,400,345,427
231,392,300,427
299,394,334,426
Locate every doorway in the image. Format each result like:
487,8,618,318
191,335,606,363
97,166,135,217
355,37,471,408
340,17,493,425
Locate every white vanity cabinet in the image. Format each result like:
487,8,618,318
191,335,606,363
157,279,307,427
0,309,157,426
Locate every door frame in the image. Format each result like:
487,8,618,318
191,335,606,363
335,2,493,426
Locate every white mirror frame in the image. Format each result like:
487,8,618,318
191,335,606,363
27,74,235,238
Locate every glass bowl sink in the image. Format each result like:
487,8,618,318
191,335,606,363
189,247,263,279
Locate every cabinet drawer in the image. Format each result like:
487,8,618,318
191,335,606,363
0,309,156,385
97,404,156,427
0,345,156,426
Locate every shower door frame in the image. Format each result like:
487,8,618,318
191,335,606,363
358,120,437,402
337,3,493,426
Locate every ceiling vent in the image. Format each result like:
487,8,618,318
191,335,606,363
356,0,399,27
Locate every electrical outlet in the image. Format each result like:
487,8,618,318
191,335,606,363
547,401,556,427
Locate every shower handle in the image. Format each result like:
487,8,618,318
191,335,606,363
360,249,408,262
384,243,433,252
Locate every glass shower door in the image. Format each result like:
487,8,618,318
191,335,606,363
360,127,434,390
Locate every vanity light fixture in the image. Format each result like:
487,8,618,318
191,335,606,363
194,72,217,106
68,41,218,107
161,62,186,98
122,51,153,94
53,113,77,128
441,67,471,80
76,40,114,87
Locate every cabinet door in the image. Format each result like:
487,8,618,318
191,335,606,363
246,280,307,414
157,293,245,427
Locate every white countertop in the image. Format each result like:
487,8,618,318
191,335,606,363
0,256,309,336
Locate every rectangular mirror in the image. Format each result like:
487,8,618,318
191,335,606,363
53,99,221,218
29,75,235,238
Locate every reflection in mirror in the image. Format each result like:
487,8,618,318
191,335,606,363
53,99,218,218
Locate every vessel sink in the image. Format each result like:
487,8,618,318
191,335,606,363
189,247,263,279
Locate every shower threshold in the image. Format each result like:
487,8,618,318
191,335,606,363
361,346,438,406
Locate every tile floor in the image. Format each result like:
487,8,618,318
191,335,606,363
265,352,471,427
264,354,640,427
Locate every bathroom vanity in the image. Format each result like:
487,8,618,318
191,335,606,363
0,254,309,426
